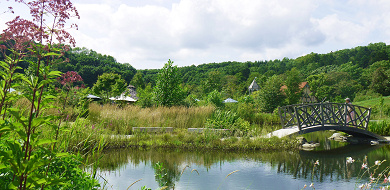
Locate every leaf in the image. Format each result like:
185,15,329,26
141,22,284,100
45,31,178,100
35,139,56,146
43,52,61,57
56,152,69,157
0,163,6,170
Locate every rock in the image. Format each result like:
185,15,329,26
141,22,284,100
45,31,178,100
328,133,346,141
370,141,379,145
296,137,307,144
302,142,320,148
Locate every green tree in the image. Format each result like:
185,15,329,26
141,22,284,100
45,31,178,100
257,75,285,113
202,70,222,94
369,67,390,96
137,83,153,108
284,68,302,105
153,59,185,107
207,90,224,107
130,71,146,89
92,73,127,101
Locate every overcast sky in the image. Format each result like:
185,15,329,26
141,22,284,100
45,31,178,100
1,0,390,69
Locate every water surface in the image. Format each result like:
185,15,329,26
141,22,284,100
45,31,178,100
97,135,390,190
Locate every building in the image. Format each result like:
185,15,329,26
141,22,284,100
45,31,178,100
248,78,260,94
281,82,317,103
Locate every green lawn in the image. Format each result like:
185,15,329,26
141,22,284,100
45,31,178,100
354,96,390,108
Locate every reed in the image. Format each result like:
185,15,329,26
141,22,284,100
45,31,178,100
87,103,215,134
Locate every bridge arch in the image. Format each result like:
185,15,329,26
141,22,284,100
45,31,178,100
268,102,385,140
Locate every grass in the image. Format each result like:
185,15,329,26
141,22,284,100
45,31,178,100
354,96,390,108
87,103,215,134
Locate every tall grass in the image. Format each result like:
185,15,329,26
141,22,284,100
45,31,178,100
369,120,390,136
87,103,215,134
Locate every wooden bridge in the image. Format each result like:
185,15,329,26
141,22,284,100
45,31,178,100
266,102,385,140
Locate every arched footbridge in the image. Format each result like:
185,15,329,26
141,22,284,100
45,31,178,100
266,102,385,140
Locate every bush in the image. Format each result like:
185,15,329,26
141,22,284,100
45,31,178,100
354,90,382,102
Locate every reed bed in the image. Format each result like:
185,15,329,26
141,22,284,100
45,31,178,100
88,103,215,134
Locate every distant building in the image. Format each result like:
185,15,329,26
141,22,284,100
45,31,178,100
281,82,317,103
223,98,238,103
248,78,260,94
124,85,138,100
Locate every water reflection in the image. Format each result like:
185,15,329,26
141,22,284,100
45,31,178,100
97,144,390,189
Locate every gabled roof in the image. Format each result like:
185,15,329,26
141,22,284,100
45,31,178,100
248,79,260,90
281,82,309,91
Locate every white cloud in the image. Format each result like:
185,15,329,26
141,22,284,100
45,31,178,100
2,0,390,69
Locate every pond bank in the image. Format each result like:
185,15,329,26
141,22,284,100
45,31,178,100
103,131,300,152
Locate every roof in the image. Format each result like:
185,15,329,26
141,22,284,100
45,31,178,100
86,94,101,99
281,82,309,91
109,94,137,102
248,79,260,90
223,98,238,103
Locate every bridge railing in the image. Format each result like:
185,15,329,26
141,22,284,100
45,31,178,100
278,102,371,131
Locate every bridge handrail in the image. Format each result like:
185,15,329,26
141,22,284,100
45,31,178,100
278,102,371,131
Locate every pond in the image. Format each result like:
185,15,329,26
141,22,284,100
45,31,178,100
96,133,390,190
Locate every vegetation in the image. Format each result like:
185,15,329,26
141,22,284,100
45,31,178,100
92,72,127,101
152,60,185,107
2,1,390,189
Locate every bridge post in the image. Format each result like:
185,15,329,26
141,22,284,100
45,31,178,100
294,107,301,131
344,104,347,127
321,102,324,127
364,108,371,130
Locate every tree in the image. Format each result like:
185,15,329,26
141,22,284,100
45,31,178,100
284,68,302,105
153,59,185,107
202,70,222,94
92,73,127,101
257,75,285,113
130,71,145,89
369,67,390,96
137,83,153,108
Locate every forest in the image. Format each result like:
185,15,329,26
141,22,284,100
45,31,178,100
47,42,390,108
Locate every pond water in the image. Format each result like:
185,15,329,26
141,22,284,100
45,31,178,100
96,133,390,190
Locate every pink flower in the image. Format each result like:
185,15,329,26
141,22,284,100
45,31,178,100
384,176,390,183
361,163,367,169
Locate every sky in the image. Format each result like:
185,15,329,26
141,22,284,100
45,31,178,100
1,0,390,69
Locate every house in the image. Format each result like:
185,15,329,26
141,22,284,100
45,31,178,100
109,85,139,103
281,82,317,103
124,85,138,100
248,78,260,94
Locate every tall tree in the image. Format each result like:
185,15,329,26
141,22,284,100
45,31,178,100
370,67,390,96
130,71,145,89
202,70,222,94
284,68,302,105
92,73,127,101
153,59,185,107
257,75,285,113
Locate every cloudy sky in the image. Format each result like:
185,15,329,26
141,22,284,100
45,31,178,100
1,0,390,69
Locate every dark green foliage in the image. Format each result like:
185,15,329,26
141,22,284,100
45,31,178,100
137,84,154,108
130,71,146,89
257,75,285,113
55,47,137,87
92,73,127,101
283,68,302,105
206,90,224,107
